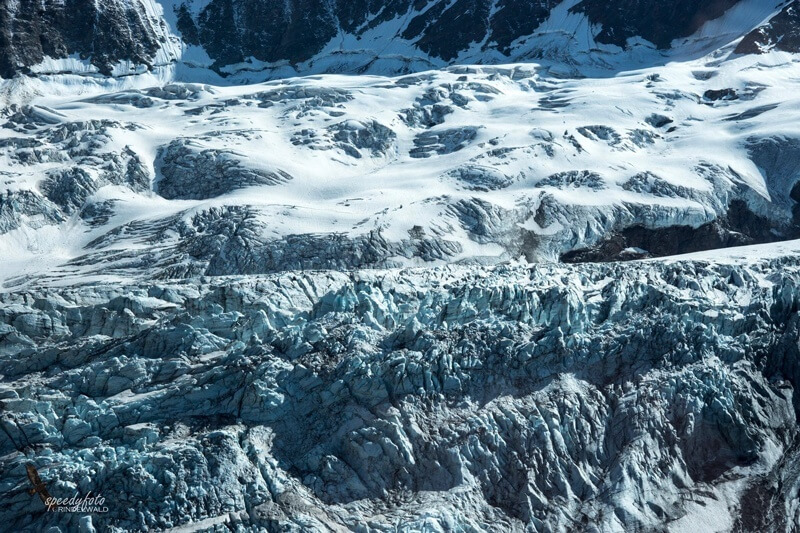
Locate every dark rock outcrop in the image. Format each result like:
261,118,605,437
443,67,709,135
0,0,163,78
561,200,799,263
0,0,758,78
736,0,800,54
571,0,741,49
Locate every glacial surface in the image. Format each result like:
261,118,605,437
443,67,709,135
3,2,800,532
3,50,800,286
3,246,800,531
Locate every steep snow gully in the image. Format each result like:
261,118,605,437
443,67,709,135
4,1,800,532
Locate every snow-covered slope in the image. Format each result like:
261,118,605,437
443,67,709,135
2,50,800,286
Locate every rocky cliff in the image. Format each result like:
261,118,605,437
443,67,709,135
0,0,789,80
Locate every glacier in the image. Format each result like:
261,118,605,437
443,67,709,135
3,248,800,531
3,53,800,286
3,1,800,532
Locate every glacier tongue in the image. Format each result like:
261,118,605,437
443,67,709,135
2,251,800,531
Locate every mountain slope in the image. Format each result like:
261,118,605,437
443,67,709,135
0,0,788,82
737,0,800,54
0,0,171,78
4,2,800,533
2,51,800,287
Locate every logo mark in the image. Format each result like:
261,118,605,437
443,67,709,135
26,463,109,513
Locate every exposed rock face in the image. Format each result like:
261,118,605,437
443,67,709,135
736,0,800,54
561,200,798,262
0,0,762,79
172,0,749,72
571,0,741,49
2,257,800,531
0,0,165,78
399,0,561,61
177,0,340,67
172,0,564,68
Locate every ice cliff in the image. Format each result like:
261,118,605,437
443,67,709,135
3,249,800,531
